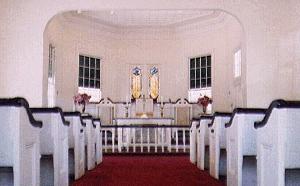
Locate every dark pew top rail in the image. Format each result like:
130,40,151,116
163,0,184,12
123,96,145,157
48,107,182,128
254,99,300,129
81,114,96,128
101,124,191,129
30,107,70,126
92,118,101,126
0,97,42,128
225,108,266,128
191,115,214,128
208,112,232,128
63,111,86,127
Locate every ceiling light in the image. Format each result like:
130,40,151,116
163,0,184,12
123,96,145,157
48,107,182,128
77,9,82,14
110,10,114,15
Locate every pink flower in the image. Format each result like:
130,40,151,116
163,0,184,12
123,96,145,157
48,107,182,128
73,93,91,105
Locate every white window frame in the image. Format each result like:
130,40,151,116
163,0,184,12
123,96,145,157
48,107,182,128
234,49,242,78
188,55,212,90
48,44,56,107
78,54,101,102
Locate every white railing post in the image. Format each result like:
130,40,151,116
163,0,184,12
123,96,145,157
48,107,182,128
118,127,122,152
155,128,158,153
176,128,179,152
133,128,136,153
112,129,115,153
161,128,165,153
126,128,130,153
140,128,143,153
104,130,107,153
183,129,186,152
147,128,150,153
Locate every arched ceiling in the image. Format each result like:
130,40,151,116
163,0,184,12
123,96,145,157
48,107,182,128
66,10,222,28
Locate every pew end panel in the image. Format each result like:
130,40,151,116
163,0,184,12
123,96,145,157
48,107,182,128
197,118,212,170
82,117,96,170
226,111,265,186
256,104,300,186
189,119,198,164
0,105,41,186
64,114,85,180
32,111,69,186
209,115,231,179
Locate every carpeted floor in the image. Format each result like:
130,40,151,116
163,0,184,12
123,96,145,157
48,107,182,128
72,155,225,186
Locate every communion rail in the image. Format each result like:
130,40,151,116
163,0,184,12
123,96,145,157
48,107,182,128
101,125,190,154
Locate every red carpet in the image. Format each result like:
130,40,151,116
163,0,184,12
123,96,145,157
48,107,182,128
72,155,225,186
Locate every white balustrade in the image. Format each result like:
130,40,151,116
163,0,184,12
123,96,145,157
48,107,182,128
101,125,190,153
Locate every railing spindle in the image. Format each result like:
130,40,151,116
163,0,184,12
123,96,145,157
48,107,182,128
176,128,179,152
183,129,186,152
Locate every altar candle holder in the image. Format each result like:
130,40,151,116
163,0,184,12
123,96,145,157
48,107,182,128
125,105,129,118
160,103,164,118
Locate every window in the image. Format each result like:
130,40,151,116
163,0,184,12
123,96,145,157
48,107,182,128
234,49,241,78
78,55,101,102
189,55,211,89
48,44,55,107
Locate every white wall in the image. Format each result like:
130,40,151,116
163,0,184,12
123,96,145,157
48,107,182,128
44,12,242,111
0,0,299,108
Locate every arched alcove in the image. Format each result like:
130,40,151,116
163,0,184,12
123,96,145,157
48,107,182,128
43,9,245,112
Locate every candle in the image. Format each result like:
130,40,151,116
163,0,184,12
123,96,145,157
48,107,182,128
161,96,163,105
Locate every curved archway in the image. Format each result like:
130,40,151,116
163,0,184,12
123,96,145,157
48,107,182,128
44,9,245,112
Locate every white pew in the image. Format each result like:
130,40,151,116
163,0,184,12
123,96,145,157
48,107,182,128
92,118,102,165
208,112,231,179
190,118,199,164
255,100,300,186
82,115,96,170
225,108,266,186
196,115,213,170
31,107,70,186
64,112,86,181
0,98,42,186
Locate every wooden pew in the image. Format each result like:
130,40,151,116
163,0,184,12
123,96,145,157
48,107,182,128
31,107,70,186
225,108,266,186
0,97,42,186
64,112,86,181
208,112,231,179
92,118,103,165
255,99,300,186
82,115,96,170
190,118,199,164
196,115,213,170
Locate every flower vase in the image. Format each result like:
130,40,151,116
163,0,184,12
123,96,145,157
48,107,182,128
75,104,85,113
202,106,207,114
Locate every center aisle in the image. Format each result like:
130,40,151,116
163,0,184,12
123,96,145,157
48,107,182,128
72,155,224,186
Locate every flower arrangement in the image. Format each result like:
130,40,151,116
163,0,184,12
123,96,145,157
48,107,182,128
197,95,213,114
73,93,91,113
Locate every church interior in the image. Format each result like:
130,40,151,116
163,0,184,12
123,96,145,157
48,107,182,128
0,1,300,185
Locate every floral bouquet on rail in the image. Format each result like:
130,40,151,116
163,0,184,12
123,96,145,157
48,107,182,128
73,93,91,113
197,95,212,114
